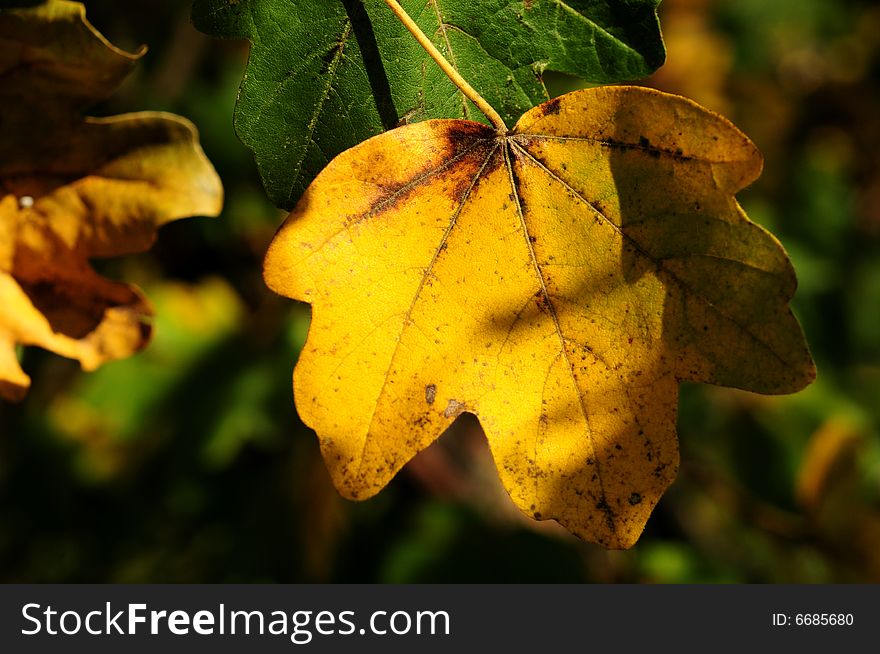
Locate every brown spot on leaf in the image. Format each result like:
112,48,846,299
442,121,495,145
542,97,561,116
443,398,466,418
534,290,552,314
425,383,436,404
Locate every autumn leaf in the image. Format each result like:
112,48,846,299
264,86,815,548
0,0,223,401
191,0,665,208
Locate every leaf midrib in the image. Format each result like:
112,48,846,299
502,139,617,535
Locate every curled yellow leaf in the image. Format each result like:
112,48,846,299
0,0,223,401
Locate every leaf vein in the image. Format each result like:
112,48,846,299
288,136,489,269
427,0,470,119
510,140,791,369
284,20,352,207
503,140,616,535
354,141,501,480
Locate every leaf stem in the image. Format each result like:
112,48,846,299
382,0,508,133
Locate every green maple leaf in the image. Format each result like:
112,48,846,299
192,0,665,208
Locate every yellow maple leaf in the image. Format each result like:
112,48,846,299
264,86,815,548
0,0,222,401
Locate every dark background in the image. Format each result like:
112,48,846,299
1,0,878,582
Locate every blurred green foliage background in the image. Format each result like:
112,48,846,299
1,0,879,582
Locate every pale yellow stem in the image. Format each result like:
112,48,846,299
383,0,508,133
